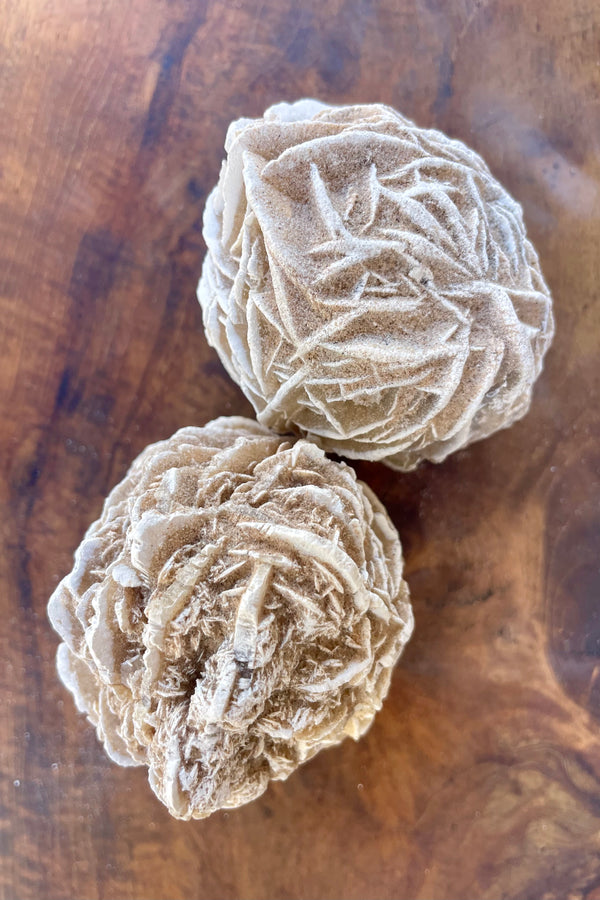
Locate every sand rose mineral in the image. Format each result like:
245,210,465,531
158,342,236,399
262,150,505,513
198,100,554,470
48,417,413,819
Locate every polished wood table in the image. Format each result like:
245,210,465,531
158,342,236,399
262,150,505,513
2,1,600,897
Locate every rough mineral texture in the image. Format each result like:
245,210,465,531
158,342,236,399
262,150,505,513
48,417,413,819
198,100,554,470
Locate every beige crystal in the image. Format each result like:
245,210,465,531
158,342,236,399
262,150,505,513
198,100,554,470
48,416,413,819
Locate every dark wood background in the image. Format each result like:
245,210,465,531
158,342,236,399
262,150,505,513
2,1,600,898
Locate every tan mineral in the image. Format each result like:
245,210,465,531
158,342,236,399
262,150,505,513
48,417,413,819
198,100,554,470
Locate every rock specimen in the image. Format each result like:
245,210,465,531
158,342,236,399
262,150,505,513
198,100,554,470
48,417,413,819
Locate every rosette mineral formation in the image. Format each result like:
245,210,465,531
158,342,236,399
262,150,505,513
198,100,554,470
48,417,413,819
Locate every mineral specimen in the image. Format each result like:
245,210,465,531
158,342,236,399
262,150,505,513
198,100,554,469
48,417,413,819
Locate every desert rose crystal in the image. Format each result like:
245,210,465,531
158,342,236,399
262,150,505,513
48,417,413,819
198,100,554,470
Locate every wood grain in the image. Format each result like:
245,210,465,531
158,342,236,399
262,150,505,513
2,1,600,898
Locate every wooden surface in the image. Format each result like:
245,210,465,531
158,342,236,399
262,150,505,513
2,1,600,898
